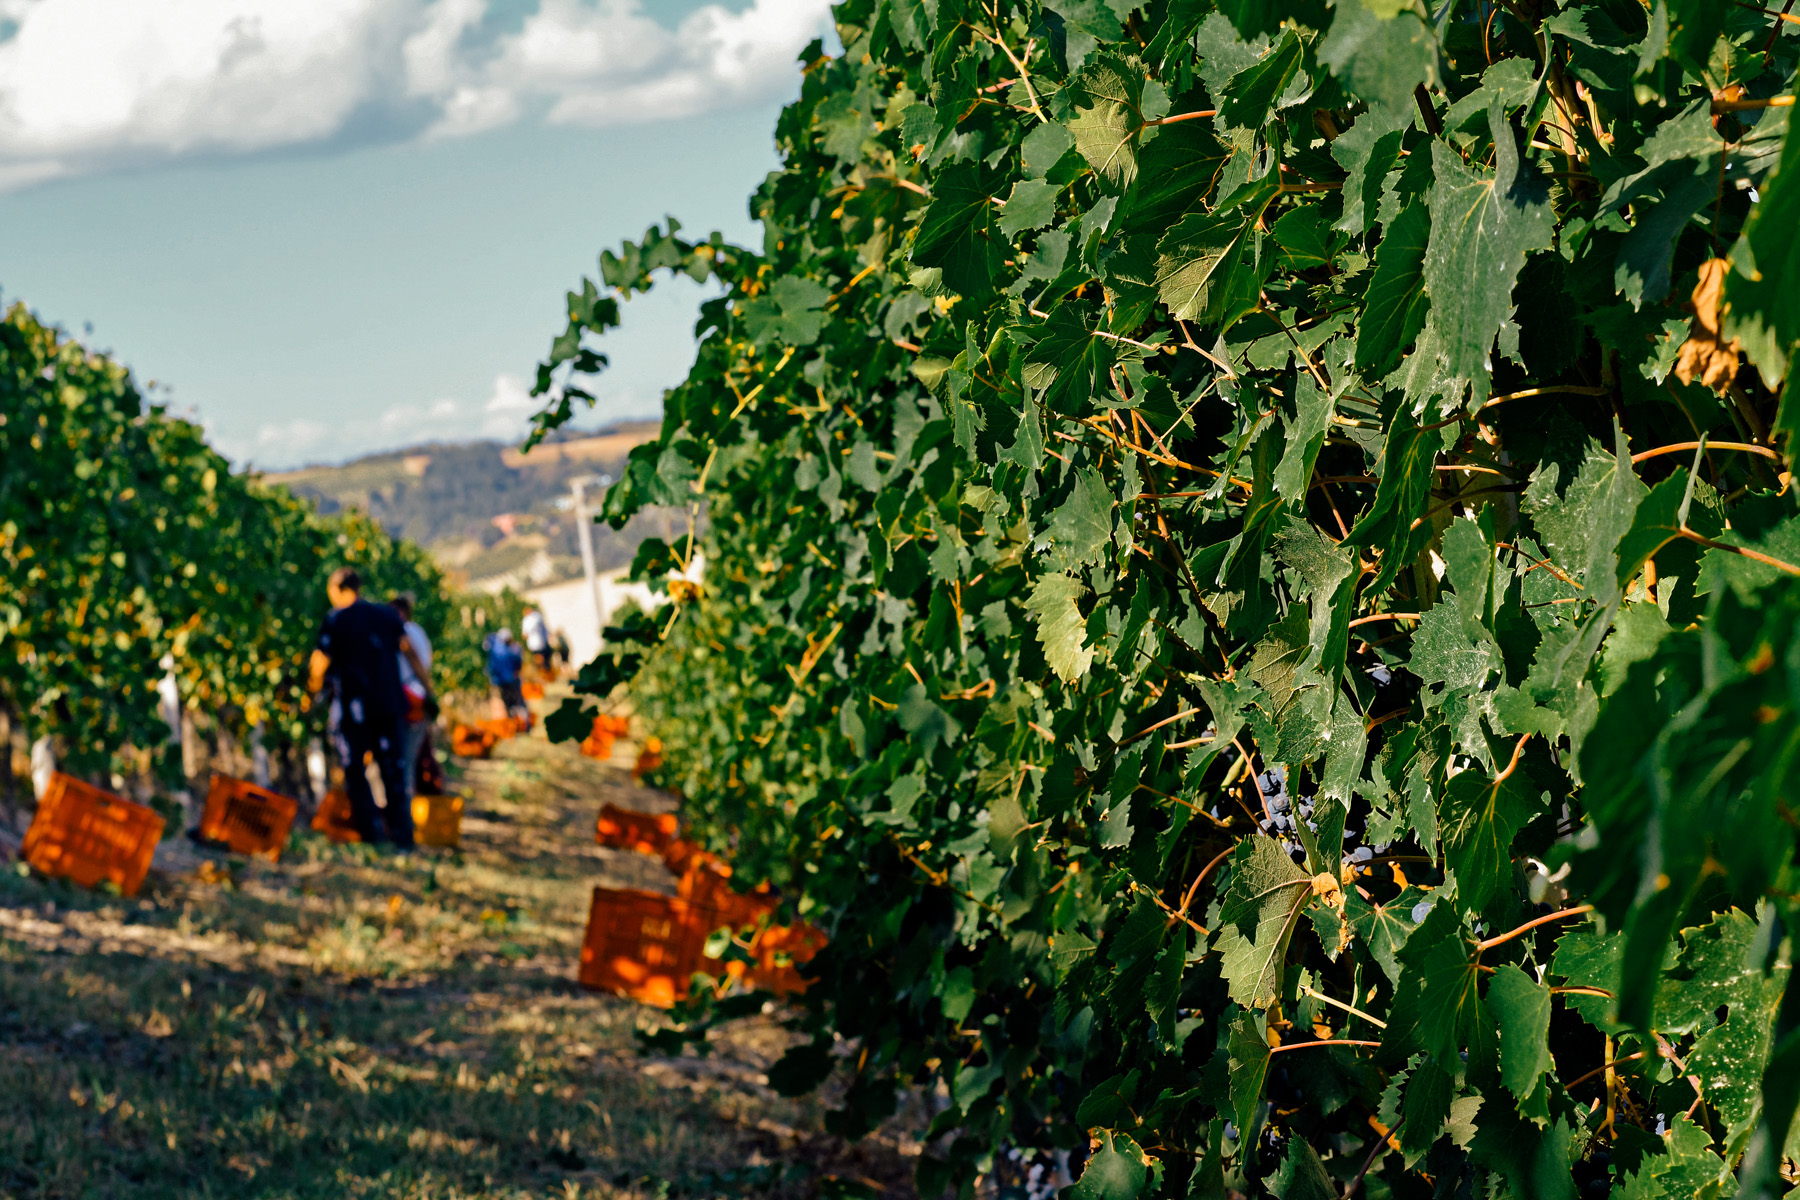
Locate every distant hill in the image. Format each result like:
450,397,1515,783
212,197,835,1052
267,421,681,592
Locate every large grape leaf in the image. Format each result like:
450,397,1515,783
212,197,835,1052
1726,96,1800,389
1437,757,1543,913
1025,573,1094,683
1484,964,1552,1104
1354,200,1432,377
911,162,1007,298
1153,212,1253,324
1423,97,1556,388
1068,1130,1151,1199
1215,835,1313,1008
1064,54,1169,187
1345,406,1439,595
1318,1,1437,116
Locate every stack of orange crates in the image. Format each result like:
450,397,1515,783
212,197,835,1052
450,715,525,758
577,803,824,1005
581,715,630,761
22,773,165,896
449,724,497,758
200,775,299,861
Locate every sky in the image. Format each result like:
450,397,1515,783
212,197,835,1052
0,0,833,468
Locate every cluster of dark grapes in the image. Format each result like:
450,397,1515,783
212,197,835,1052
1254,766,1310,858
1571,1144,1613,1197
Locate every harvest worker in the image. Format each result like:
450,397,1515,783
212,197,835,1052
307,567,423,850
522,606,551,673
390,592,436,803
486,627,528,721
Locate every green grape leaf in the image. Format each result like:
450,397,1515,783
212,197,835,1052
1423,99,1556,388
1065,54,1170,187
1347,886,1425,984
1318,2,1437,117
1025,573,1094,683
912,162,1006,297
1438,755,1543,913
1046,467,1115,570
1354,200,1432,377
1153,212,1253,324
1483,964,1553,1102
1000,179,1060,238
1068,1130,1151,1200
1218,29,1309,130
1216,835,1313,1008
1274,1137,1337,1200
1394,906,1487,1065
740,277,830,347
1345,406,1439,595
1226,1010,1272,1134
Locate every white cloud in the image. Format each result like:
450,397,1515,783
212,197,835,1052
222,371,661,468
0,0,831,186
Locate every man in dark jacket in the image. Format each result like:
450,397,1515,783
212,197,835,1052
308,567,419,849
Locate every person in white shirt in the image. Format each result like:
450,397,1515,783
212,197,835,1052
522,606,550,673
390,593,435,804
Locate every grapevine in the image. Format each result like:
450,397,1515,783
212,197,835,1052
1,303,522,798
534,2,1800,1195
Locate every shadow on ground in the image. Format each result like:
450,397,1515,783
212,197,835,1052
0,729,918,1199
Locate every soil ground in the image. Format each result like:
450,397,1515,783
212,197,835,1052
0,724,921,1199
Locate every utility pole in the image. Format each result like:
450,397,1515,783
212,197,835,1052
569,475,605,638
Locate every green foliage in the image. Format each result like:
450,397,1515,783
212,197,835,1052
0,304,512,779
533,2,1800,1195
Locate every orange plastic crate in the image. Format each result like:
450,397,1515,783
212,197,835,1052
576,886,702,1007
22,773,164,896
594,805,679,856
581,714,629,760
661,837,712,877
411,793,462,848
749,920,826,996
310,787,361,843
679,859,772,927
632,736,663,779
450,724,499,758
200,775,298,861
675,869,821,995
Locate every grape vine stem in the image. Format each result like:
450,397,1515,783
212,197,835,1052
1631,440,1780,464
1476,903,1594,953
1564,1050,1648,1091
1298,984,1389,1029
1267,1038,1381,1055
1345,1117,1403,1197
1119,705,1202,747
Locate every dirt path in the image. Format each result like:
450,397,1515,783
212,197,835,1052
0,728,918,1199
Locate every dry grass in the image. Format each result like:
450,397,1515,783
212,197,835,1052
0,732,917,1199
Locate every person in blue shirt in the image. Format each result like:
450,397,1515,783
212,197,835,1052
486,628,528,722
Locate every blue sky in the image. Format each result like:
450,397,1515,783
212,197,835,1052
0,0,830,468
